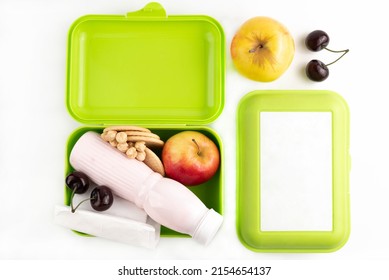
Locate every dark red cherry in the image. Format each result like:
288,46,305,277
90,186,114,212
306,59,329,82
305,30,330,52
305,30,349,82
65,171,90,194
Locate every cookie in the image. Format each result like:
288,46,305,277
125,130,160,139
143,147,165,176
127,135,164,148
103,125,150,133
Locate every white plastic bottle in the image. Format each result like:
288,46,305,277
69,131,223,245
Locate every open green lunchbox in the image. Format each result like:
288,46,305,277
64,2,225,237
236,90,350,252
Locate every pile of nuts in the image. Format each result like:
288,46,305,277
100,126,164,162
102,130,146,160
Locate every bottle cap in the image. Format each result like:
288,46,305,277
192,209,223,246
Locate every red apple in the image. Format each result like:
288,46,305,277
162,131,220,186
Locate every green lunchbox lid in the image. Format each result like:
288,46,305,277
66,2,225,125
236,90,351,253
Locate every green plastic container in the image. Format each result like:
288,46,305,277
65,2,225,237
236,90,350,252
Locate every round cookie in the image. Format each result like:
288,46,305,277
103,125,150,133
143,148,165,176
125,130,160,139
127,135,164,148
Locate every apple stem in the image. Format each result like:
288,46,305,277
324,48,349,67
192,139,201,156
249,44,264,53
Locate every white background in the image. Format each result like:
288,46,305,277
1,0,388,278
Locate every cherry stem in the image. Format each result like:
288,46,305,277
70,185,78,213
71,197,92,213
192,139,201,156
324,48,349,67
70,184,92,213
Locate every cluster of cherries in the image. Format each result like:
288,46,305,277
305,30,349,82
65,171,114,213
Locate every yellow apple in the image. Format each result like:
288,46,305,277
231,16,295,82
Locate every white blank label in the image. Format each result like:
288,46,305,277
260,112,333,231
